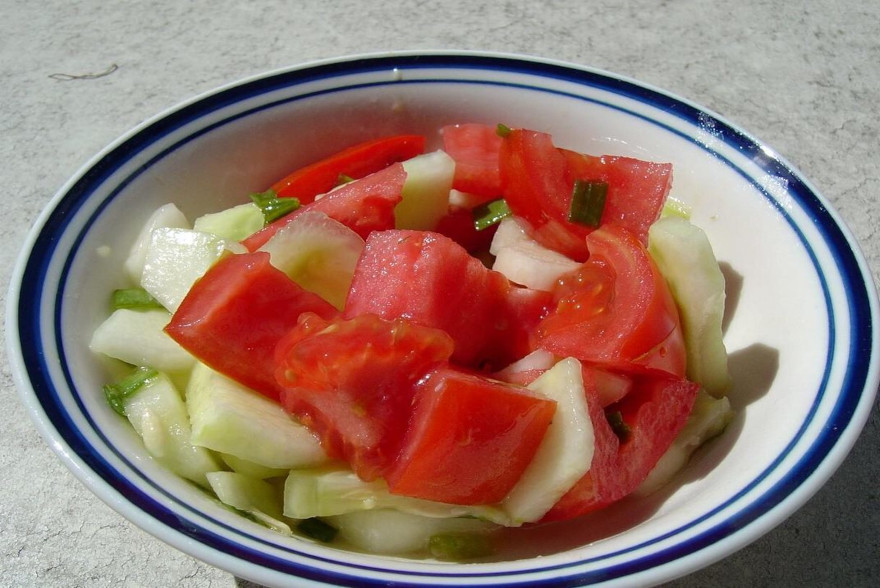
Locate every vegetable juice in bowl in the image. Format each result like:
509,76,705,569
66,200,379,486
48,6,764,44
12,53,877,587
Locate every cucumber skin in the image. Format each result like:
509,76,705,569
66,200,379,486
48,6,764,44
648,216,732,397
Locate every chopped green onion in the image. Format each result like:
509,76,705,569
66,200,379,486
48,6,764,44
103,366,159,416
606,410,632,442
429,532,493,561
568,179,608,227
249,189,301,224
111,287,162,310
472,198,511,231
495,123,512,138
297,518,338,543
336,173,356,186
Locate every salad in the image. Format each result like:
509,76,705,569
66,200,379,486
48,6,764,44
90,123,734,560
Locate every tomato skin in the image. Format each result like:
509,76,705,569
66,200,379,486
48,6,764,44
534,224,686,378
560,149,672,245
386,366,557,505
275,313,454,481
540,368,699,522
499,129,590,261
441,123,503,199
345,229,550,370
165,251,338,402
270,134,425,202
242,162,407,251
498,128,673,260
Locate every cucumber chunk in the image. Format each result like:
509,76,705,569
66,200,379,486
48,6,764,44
186,362,328,469
395,150,455,231
89,308,195,375
326,509,496,557
140,227,246,312
257,210,364,310
283,465,508,524
502,357,593,524
124,203,190,284
193,202,265,241
490,217,580,291
648,216,732,397
635,389,734,495
206,471,291,534
122,371,221,488
220,453,289,480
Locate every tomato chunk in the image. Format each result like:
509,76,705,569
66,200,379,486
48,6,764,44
345,229,550,369
541,368,698,521
275,313,454,481
270,134,425,203
386,366,556,505
441,123,503,199
499,128,672,260
243,162,407,250
534,224,686,377
165,251,337,402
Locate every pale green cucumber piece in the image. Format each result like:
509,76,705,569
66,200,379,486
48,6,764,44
122,371,221,488
326,509,496,556
257,210,364,310
394,150,455,231
186,362,328,469
283,465,509,524
635,389,734,495
220,453,289,480
206,471,291,534
141,227,246,312
490,217,580,291
89,308,194,374
124,203,190,284
193,202,265,241
502,357,593,524
648,216,732,397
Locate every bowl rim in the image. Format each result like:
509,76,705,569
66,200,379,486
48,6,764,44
6,50,880,587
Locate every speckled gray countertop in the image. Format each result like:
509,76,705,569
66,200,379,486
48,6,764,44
1,1,878,586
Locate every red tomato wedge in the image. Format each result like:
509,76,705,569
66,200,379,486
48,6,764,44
534,224,686,378
499,128,589,260
386,366,557,505
164,252,338,402
560,149,673,245
344,229,551,369
441,123,503,199
275,313,454,482
499,128,672,260
270,134,425,203
242,162,407,251
541,368,698,521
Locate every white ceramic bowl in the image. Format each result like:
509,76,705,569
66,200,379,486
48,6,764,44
7,52,879,587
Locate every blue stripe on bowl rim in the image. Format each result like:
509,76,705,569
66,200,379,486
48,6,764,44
11,53,878,586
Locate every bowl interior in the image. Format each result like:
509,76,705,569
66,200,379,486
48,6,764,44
11,54,878,586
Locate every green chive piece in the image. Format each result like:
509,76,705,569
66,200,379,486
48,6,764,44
336,173,356,186
249,189,301,224
297,518,338,543
429,533,493,561
568,179,608,227
472,198,512,231
606,410,632,442
496,123,512,138
103,366,159,416
111,287,162,310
